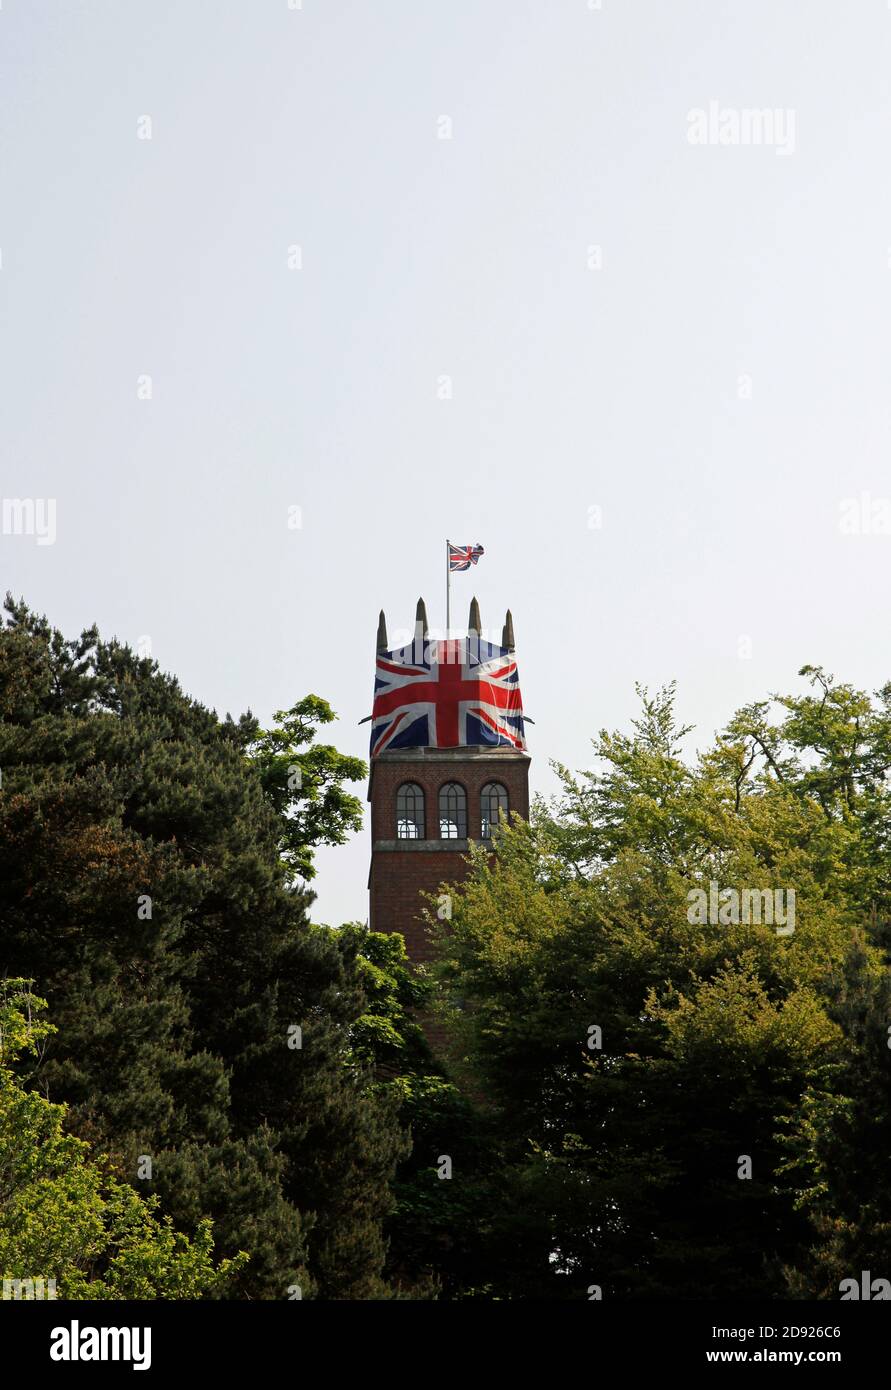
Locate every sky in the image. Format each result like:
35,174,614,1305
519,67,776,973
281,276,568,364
3,1,891,925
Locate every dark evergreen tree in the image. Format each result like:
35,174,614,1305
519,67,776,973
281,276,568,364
0,595,405,1299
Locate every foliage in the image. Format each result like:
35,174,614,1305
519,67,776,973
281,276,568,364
0,980,245,1299
0,595,404,1299
428,672,891,1298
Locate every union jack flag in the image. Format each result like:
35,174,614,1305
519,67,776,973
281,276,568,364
371,636,525,756
448,542,484,572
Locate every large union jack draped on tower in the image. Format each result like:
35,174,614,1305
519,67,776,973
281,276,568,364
371,634,526,756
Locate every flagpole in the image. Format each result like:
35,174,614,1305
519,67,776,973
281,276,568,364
445,538,451,636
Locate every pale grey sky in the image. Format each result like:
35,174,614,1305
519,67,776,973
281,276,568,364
3,1,891,925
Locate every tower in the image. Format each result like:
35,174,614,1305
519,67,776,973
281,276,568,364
368,597,530,964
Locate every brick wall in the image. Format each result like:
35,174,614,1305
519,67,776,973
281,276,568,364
368,747,530,965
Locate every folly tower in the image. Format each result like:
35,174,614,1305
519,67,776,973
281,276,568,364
368,597,530,964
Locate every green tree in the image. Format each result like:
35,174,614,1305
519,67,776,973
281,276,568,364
247,696,366,883
0,980,245,1299
0,595,405,1299
429,678,879,1298
341,922,511,1299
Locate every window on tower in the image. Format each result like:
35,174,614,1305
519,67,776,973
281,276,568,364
480,782,509,838
439,782,467,839
396,783,425,839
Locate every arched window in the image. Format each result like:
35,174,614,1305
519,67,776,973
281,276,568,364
439,782,467,839
480,782,509,839
396,783,425,839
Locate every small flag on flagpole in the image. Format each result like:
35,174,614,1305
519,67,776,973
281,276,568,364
448,542,485,572
446,540,485,636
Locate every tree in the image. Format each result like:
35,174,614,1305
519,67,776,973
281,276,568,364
247,696,366,884
0,980,245,1299
339,922,513,1299
779,936,891,1297
0,595,405,1299
428,678,879,1298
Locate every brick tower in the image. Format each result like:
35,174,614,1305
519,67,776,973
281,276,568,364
368,596,530,965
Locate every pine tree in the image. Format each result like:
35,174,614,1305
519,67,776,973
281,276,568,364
0,980,246,1299
0,595,406,1299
